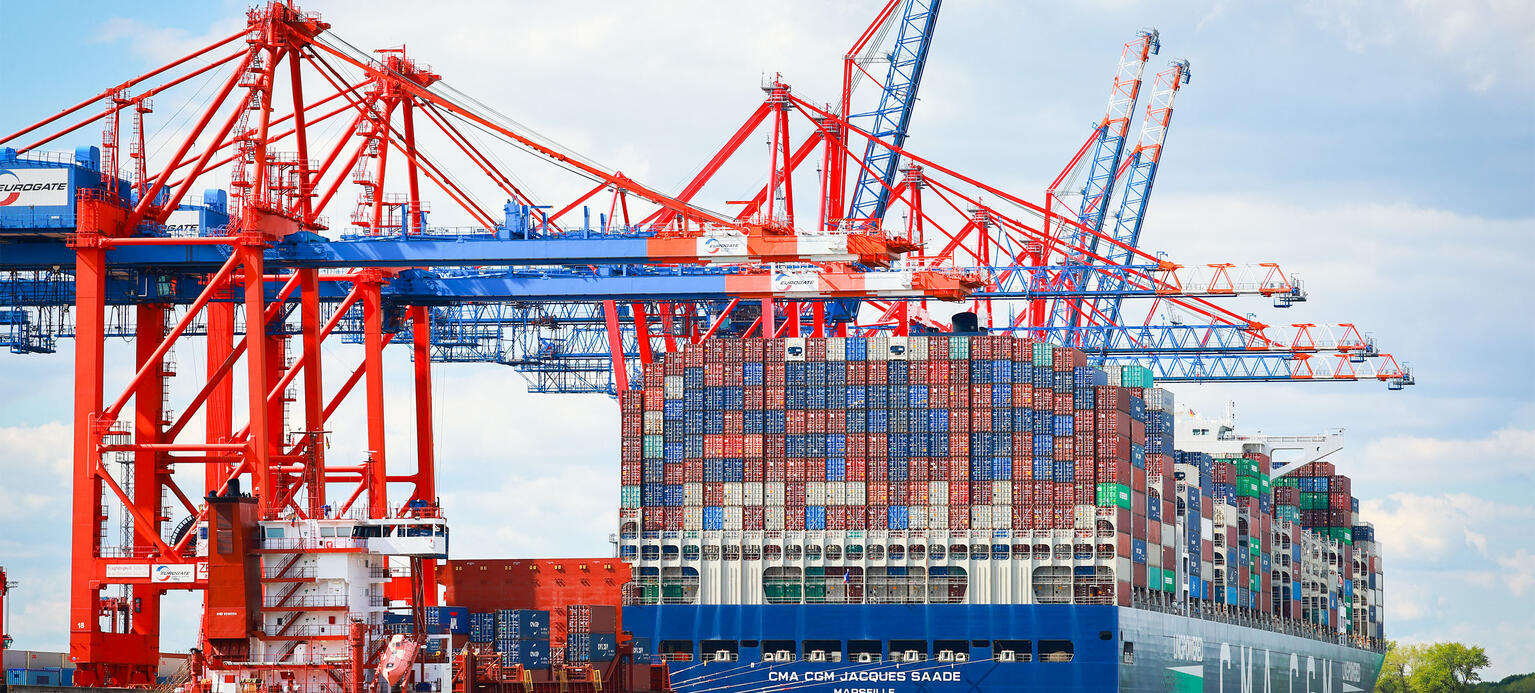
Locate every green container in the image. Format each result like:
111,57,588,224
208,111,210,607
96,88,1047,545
1162,570,1177,593
1274,506,1299,522
1119,364,1154,388
1237,478,1261,497
620,485,641,508
1032,342,1053,366
1096,482,1131,509
642,583,660,602
1260,477,1271,493
1300,492,1329,510
949,337,970,360
1273,476,1300,488
1249,573,1259,591
1236,458,1260,476
1330,527,1353,544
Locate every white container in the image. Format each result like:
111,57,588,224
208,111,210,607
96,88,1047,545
664,376,685,399
971,506,993,529
928,509,949,530
723,483,744,506
826,337,845,362
765,482,786,506
846,482,867,506
807,482,827,506
765,506,786,531
826,482,846,505
908,336,929,360
992,481,1012,506
643,411,665,434
744,482,764,506
724,506,744,531
993,505,1011,528
684,507,703,531
908,505,928,530
684,483,703,507
929,481,949,502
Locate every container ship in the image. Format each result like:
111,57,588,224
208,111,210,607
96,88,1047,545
605,334,1386,692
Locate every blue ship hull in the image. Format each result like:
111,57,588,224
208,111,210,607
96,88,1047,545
623,605,1383,692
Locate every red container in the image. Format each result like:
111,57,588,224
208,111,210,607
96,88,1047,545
867,506,888,529
950,506,971,529
744,506,764,530
1148,519,1162,544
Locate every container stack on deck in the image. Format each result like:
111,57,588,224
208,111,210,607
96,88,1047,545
617,335,1383,645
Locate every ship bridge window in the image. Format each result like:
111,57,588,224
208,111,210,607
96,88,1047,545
1073,543,1093,560
620,545,638,561
1032,566,1072,604
949,544,968,560
763,567,804,604
887,544,904,560
743,545,761,561
761,639,797,661
928,566,967,603
1073,566,1115,605
867,566,927,603
1122,642,1134,665
933,640,968,661
928,544,944,560
846,544,864,561
1012,543,1029,559
805,545,822,561
723,545,741,561
701,640,739,662
806,566,862,603
867,544,885,561
1053,543,1071,560
703,545,720,560
631,568,661,604
992,544,1010,560
1039,640,1073,662
784,545,802,561
661,567,698,604
848,640,882,662
970,544,989,560
661,545,680,561
908,544,924,560
682,545,700,561
763,545,782,561
641,545,661,561
825,545,842,561
890,639,928,661
659,640,694,662
802,640,842,662
620,521,639,540
994,640,1032,662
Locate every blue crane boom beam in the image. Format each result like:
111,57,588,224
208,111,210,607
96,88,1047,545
844,0,941,226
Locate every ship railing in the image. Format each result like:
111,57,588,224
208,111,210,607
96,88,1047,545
262,594,348,609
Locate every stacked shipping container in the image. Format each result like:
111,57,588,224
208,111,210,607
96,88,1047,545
617,335,1383,644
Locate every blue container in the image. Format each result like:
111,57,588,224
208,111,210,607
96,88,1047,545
1132,539,1147,564
888,506,909,530
592,632,619,661
6,670,26,687
703,506,725,531
805,506,826,530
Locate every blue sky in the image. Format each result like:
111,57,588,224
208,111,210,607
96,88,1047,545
1,0,1532,678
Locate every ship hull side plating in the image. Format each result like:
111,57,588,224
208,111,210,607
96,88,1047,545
624,604,1382,692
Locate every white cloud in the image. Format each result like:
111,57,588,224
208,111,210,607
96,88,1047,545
1351,427,1535,487
1361,492,1533,564
1498,549,1535,598
1303,0,1535,91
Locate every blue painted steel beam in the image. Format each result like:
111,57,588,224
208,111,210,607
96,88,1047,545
845,0,942,225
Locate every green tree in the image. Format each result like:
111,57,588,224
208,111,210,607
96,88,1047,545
1409,642,1491,692
1379,641,1424,693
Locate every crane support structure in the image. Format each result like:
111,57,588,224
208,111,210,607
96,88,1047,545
0,3,1416,685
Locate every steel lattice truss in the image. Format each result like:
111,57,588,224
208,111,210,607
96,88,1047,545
0,1,1412,684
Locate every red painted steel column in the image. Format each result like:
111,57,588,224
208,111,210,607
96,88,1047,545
131,303,166,648
299,270,328,517
240,240,274,518
760,298,776,338
409,305,439,606
361,275,389,517
410,305,435,504
68,236,108,682
810,302,826,338
205,300,236,494
631,302,655,364
602,300,630,398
